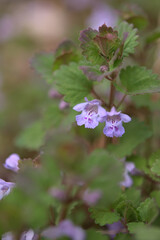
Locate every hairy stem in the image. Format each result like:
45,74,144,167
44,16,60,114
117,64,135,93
109,82,115,108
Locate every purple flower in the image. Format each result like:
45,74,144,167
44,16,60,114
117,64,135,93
107,221,124,239
4,153,20,172
0,179,15,200
73,98,107,129
86,3,119,30
59,100,69,110
82,189,101,206
20,229,36,240
103,107,131,137
42,220,85,240
120,162,135,188
2,232,14,240
48,88,62,99
49,187,67,201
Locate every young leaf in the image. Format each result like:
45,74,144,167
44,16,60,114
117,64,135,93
89,208,120,226
80,28,103,65
80,25,121,65
118,66,160,95
108,119,152,158
137,198,158,224
116,21,138,57
79,64,107,82
54,62,93,105
31,53,54,83
115,200,140,222
53,40,81,71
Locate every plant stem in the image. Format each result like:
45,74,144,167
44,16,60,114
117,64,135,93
109,82,115,108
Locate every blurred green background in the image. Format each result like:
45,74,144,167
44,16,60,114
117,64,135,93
0,0,160,175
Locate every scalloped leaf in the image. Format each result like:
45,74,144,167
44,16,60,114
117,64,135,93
116,21,138,57
54,62,92,105
118,66,160,95
89,208,120,226
80,25,121,65
137,198,158,224
53,40,81,71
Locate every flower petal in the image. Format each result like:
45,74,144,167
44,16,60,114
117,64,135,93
75,114,86,126
85,117,99,129
120,172,133,188
103,126,114,137
114,125,125,137
98,106,107,117
108,106,120,116
125,162,135,172
73,102,87,112
120,113,131,123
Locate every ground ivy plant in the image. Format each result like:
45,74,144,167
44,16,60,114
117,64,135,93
1,21,160,240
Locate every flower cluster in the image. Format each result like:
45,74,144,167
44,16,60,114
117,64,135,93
73,98,131,137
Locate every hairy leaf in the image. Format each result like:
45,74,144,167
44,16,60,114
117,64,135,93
116,21,138,57
89,208,120,226
118,66,160,95
55,62,92,105
137,198,158,224
53,40,81,71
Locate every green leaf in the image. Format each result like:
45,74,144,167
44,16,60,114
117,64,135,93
108,119,152,158
149,149,160,167
134,225,160,240
53,40,81,71
127,222,145,233
151,160,160,176
31,53,54,83
89,208,120,226
15,121,46,150
87,229,109,240
137,198,158,224
79,65,106,82
115,200,140,223
127,15,148,30
115,233,132,240
116,21,138,57
146,29,160,44
80,25,121,65
80,28,103,65
55,62,92,105
118,66,160,95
